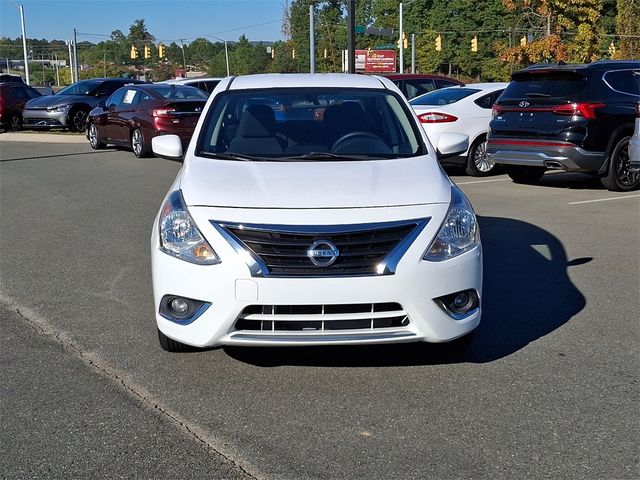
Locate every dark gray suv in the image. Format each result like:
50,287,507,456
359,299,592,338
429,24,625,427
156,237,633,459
487,61,640,191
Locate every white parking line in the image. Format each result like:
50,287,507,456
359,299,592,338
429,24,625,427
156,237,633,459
568,194,640,205
455,178,509,185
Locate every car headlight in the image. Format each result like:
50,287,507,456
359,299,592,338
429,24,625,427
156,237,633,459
424,186,479,261
47,105,69,112
159,190,220,265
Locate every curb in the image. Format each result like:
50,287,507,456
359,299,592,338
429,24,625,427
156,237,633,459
0,132,88,144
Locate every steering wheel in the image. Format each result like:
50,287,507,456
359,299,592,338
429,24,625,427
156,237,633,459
331,131,391,154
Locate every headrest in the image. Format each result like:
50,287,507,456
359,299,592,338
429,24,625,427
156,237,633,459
238,104,276,138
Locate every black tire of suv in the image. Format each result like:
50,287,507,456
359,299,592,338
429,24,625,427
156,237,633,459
601,136,639,192
465,136,495,177
505,166,546,184
157,328,195,352
68,107,89,133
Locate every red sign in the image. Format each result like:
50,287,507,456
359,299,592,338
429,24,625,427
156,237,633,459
355,49,396,73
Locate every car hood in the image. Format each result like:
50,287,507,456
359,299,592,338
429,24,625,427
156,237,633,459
180,155,451,209
25,94,98,108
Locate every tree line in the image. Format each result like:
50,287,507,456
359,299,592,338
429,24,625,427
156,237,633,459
0,0,637,86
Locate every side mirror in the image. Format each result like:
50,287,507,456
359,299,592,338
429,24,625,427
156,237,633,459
152,135,183,160
436,133,469,160
96,100,106,109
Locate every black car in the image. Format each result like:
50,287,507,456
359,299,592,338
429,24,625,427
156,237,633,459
487,61,640,191
22,78,145,132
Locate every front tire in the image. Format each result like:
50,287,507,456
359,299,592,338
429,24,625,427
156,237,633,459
88,122,106,150
506,166,546,184
465,137,494,177
131,128,151,158
601,136,639,192
157,328,194,353
9,114,22,131
68,107,89,132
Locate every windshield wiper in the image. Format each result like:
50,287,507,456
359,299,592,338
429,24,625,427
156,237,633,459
279,152,386,161
197,152,271,161
524,92,551,98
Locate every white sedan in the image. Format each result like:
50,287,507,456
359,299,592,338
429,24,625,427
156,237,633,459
150,73,482,351
410,83,508,176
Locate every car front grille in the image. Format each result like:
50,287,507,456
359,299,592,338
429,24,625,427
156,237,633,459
23,118,63,126
235,302,410,332
211,219,428,277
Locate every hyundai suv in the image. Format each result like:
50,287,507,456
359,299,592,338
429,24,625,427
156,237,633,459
487,61,640,191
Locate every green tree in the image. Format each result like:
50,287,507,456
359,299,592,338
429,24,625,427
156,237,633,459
615,0,640,58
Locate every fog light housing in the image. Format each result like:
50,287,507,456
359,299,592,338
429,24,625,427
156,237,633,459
434,289,480,319
159,295,210,324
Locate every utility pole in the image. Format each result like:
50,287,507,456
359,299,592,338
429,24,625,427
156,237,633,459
8,1,30,84
73,28,79,82
103,50,106,78
411,33,415,73
224,41,229,76
54,52,60,86
309,4,315,73
399,2,403,73
346,0,355,73
67,40,74,83
180,39,187,73
41,51,45,84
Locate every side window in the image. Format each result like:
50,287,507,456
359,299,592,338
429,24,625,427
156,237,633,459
25,87,41,99
604,70,640,97
97,81,122,97
105,89,126,108
405,79,436,99
474,89,504,109
10,87,27,99
437,80,458,89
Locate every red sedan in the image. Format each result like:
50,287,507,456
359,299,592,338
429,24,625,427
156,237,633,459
87,84,208,158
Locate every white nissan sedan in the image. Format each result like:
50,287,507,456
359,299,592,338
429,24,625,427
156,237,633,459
151,73,482,351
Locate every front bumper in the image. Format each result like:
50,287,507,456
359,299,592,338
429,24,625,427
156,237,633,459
487,138,606,173
23,108,69,128
151,204,483,348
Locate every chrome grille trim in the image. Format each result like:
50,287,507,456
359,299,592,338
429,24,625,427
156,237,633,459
211,218,429,277
234,303,410,333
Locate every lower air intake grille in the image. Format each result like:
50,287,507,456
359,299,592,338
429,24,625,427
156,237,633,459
235,303,409,332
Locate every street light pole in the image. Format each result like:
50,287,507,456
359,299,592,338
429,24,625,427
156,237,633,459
399,2,403,73
8,0,30,84
224,40,230,76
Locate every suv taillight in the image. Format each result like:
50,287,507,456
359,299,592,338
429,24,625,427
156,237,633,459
417,112,458,123
153,107,176,118
552,102,605,120
491,104,504,119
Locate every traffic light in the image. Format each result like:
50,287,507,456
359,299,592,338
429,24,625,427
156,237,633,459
292,48,296,59
130,45,138,59
435,35,442,52
272,47,275,59
397,32,408,49
608,41,616,57
520,36,527,47
471,36,478,52
324,48,327,58
158,44,165,58
144,45,151,59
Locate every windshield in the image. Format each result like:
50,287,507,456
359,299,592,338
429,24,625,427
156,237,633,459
56,80,103,96
197,87,423,160
410,87,480,106
152,86,208,99
501,72,587,101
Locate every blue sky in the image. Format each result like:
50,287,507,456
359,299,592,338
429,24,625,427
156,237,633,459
0,0,286,44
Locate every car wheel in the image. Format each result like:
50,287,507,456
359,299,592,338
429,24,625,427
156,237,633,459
131,128,151,158
9,114,22,132
506,166,546,185
88,122,106,150
68,107,89,132
157,328,194,353
465,137,494,177
601,136,639,192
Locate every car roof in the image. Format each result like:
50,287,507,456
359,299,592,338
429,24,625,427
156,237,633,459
159,77,223,84
228,73,389,90
520,60,640,75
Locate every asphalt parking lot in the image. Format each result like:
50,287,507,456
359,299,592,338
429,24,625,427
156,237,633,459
1,137,638,479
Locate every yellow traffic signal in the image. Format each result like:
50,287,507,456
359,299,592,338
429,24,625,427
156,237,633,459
130,45,138,59
435,35,442,52
608,41,616,57
323,48,327,58
144,45,151,59
471,36,478,52
520,36,527,47
271,47,275,59
403,33,408,49
158,44,165,57
292,48,296,59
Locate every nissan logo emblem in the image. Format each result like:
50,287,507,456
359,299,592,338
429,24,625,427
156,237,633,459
519,101,530,108
307,239,340,267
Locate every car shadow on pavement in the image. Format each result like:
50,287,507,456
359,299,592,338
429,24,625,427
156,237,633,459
224,216,588,367
531,172,605,190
